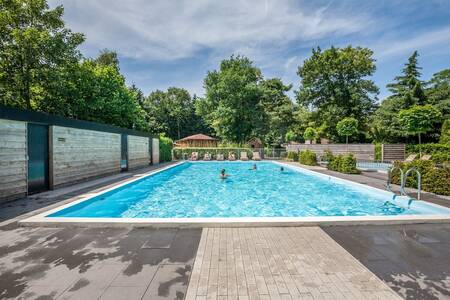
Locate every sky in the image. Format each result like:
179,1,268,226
48,0,450,101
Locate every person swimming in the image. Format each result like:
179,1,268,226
220,169,229,179
280,166,284,171
250,164,257,170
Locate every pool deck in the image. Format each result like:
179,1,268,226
1,161,450,299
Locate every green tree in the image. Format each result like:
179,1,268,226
143,87,209,139
398,105,441,148
371,51,428,142
387,51,423,101
426,69,450,120
95,49,119,70
296,46,378,140
259,78,294,145
0,0,84,109
336,117,359,146
197,55,263,143
303,127,317,142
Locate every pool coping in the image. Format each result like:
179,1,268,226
19,160,450,228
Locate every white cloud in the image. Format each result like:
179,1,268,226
375,26,450,59
50,0,368,61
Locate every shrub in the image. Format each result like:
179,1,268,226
440,119,450,144
326,152,360,174
339,154,360,174
299,150,317,166
374,144,382,161
159,136,173,162
391,160,450,196
322,150,334,162
286,151,299,162
406,143,450,155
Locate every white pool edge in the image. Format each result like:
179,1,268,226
19,160,450,228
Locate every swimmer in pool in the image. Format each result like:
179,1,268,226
220,169,229,179
250,164,257,170
280,166,284,171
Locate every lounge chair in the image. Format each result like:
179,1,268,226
204,152,211,161
190,152,198,161
252,151,261,161
217,153,224,161
404,154,417,162
420,154,431,161
240,152,249,161
228,152,236,161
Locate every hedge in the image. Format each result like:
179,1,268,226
159,136,173,162
172,147,253,160
327,152,360,174
299,150,317,166
406,143,450,164
286,151,298,162
391,160,450,196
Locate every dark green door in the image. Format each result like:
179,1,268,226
27,123,49,194
121,134,128,171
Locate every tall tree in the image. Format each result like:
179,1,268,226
387,51,422,99
259,78,294,145
296,46,378,140
0,0,84,109
95,49,120,70
197,55,264,143
143,87,209,139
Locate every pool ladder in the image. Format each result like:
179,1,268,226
387,167,421,201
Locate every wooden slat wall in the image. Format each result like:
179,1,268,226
128,135,149,170
0,119,27,202
382,144,405,162
286,144,375,161
51,126,121,188
152,138,160,164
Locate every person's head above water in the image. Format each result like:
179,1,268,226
221,169,225,175
252,164,257,170
280,166,284,171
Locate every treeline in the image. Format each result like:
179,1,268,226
1,1,449,146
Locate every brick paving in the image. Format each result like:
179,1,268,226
186,227,401,300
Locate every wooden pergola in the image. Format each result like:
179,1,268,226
175,134,218,148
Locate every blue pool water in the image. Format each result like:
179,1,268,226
49,162,449,218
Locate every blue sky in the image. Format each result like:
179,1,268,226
49,0,450,101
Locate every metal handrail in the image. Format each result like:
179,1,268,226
387,166,406,198
403,167,421,200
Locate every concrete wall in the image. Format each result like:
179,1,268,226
152,138,160,164
286,144,375,161
128,135,150,170
0,119,27,202
51,126,121,188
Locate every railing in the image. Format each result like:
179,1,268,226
403,167,421,200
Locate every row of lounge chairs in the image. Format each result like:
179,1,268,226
189,151,261,161
404,154,431,162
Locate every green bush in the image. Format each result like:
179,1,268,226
391,160,450,195
159,136,173,162
339,154,360,174
374,144,382,161
326,152,360,174
406,143,450,155
286,151,299,162
172,147,252,160
439,119,450,144
299,150,317,166
406,143,450,164
322,150,334,162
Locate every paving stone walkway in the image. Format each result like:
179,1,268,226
186,227,401,300
0,224,201,299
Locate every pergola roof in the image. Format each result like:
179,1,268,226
177,134,218,142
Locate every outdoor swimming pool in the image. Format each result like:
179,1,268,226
46,161,450,219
